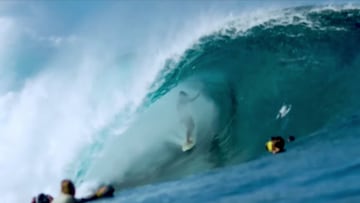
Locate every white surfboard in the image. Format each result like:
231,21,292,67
276,104,292,119
182,140,196,152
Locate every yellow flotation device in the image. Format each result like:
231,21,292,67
266,140,274,152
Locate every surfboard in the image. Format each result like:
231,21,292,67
182,140,196,152
276,104,292,119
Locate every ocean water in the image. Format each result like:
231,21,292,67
95,5,360,202
0,2,360,203
103,121,360,203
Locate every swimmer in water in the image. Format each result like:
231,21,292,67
265,136,295,154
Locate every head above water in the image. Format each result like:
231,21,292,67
61,179,75,196
266,136,286,154
33,193,53,203
273,136,285,150
36,194,51,203
288,135,295,142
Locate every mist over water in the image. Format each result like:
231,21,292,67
0,1,253,202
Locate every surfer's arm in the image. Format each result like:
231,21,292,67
188,92,201,102
78,185,115,203
77,195,97,203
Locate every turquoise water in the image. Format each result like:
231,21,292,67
78,3,360,184
103,119,360,202
1,2,360,202
72,5,360,202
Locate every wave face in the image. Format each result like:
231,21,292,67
77,5,360,191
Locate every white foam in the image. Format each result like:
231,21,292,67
0,8,235,203
212,4,360,40
0,30,143,202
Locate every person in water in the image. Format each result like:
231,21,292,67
177,90,200,150
265,136,285,154
288,135,295,142
32,179,114,203
265,135,294,154
52,179,77,203
31,194,53,203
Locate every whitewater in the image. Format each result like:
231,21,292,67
1,1,360,203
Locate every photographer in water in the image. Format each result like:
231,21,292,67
31,179,114,203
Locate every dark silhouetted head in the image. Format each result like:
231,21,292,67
37,194,51,203
273,136,285,151
288,135,295,142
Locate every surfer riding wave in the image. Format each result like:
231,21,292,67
177,90,200,151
